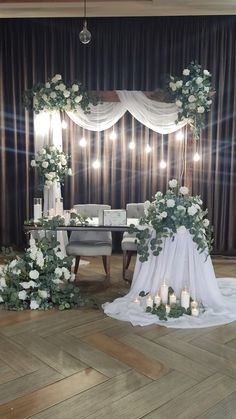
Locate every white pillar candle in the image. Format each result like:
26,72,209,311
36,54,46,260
160,281,168,304
154,294,161,307
191,307,200,317
169,293,177,305
33,198,42,222
146,296,153,308
165,304,171,314
181,289,190,309
133,297,140,305
191,300,198,309
55,198,63,216
64,210,71,226
49,208,55,218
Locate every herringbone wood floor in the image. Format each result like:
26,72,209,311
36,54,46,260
0,255,236,419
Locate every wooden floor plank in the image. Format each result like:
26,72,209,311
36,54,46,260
197,391,236,419
28,370,151,419
82,332,170,380
0,368,108,419
144,373,236,419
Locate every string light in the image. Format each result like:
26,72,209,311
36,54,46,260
109,130,117,141
145,144,152,153
160,160,167,169
61,120,67,129
176,131,184,141
193,152,200,162
79,137,87,147
128,141,135,150
92,159,101,169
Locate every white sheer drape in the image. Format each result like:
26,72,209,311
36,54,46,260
65,90,187,134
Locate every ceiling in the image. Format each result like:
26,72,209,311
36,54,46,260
0,0,236,18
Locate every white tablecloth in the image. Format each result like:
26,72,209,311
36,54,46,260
103,230,236,328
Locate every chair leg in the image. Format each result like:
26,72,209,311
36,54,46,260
74,256,80,274
123,251,127,280
102,255,110,278
123,251,133,280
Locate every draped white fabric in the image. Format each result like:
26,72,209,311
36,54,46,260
103,230,236,328
65,90,187,134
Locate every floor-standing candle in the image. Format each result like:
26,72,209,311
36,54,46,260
169,293,177,305
146,295,153,308
181,288,190,309
34,198,42,221
191,300,198,309
160,281,168,304
154,294,161,307
165,304,171,314
191,307,200,317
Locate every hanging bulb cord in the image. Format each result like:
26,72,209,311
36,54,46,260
84,0,87,21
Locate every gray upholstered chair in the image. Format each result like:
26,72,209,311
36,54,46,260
121,203,144,280
66,204,112,278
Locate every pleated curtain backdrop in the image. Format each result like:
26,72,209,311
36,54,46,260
0,16,236,255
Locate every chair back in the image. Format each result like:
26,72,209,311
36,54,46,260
126,203,145,219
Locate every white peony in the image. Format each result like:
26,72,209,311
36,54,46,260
196,77,203,85
42,161,49,169
63,90,70,98
175,100,182,108
179,186,189,195
188,95,196,103
55,267,63,277
30,300,39,310
31,160,37,167
160,211,167,219
167,199,175,208
203,218,210,227
197,106,205,113
183,69,190,76
72,84,79,92
177,225,187,234
169,179,178,189
18,290,27,300
58,83,66,91
29,270,39,280
75,95,82,103
188,206,198,216
38,290,48,299
203,69,210,76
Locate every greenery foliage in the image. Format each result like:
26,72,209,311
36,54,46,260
24,212,90,229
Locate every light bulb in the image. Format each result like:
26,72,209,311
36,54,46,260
145,144,151,153
79,20,92,44
109,131,117,141
92,159,101,169
193,152,200,162
176,131,184,141
61,120,67,129
160,160,167,169
79,137,87,147
129,141,135,150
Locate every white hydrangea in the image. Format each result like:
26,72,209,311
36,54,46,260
18,290,27,300
38,290,48,299
169,179,178,189
179,186,189,195
183,69,190,76
29,270,39,280
188,206,198,216
30,300,39,310
167,199,175,208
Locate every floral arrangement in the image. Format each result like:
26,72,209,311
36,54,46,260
24,212,90,229
0,237,83,311
31,145,72,188
23,73,97,114
130,178,213,262
168,62,214,140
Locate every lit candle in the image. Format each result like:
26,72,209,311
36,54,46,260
133,297,140,305
33,198,42,222
146,295,153,308
191,307,200,317
160,281,168,304
154,294,161,307
165,304,171,314
169,293,177,305
191,300,198,309
181,289,190,309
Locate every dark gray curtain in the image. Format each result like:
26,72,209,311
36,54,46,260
0,16,235,255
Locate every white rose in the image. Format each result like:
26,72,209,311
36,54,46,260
203,69,210,76
169,179,178,189
167,199,175,208
18,290,27,300
188,206,198,216
38,290,48,299
45,82,50,88
55,74,62,80
0,296,3,303
207,100,212,105
0,277,6,288
75,95,82,103
175,100,182,108
197,106,205,113
9,259,18,269
176,80,183,88
183,69,190,76
155,191,163,198
31,160,36,167
40,148,46,155
72,84,79,92
188,95,196,103
68,168,73,176
58,83,66,91
30,300,39,310
160,211,167,219
179,186,189,195
177,225,187,234
50,92,57,99
144,200,151,215
62,267,70,280
196,77,203,85
63,90,70,98
20,281,31,289
29,270,39,280
204,86,210,92
55,267,63,277
203,219,210,227
42,161,49,169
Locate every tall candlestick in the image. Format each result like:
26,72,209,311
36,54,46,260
160,281,168,304
181,289,190,309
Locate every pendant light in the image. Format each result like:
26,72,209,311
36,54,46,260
79,0,92,45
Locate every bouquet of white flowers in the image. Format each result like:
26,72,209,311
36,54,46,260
130,178,213,262
23,73,97,114
0,237,83,311
168,62,214,140
30,145,72,188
